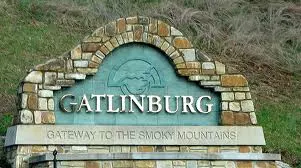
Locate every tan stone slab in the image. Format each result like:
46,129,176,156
5,125,265,146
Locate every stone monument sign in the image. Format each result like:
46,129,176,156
5,16,280,168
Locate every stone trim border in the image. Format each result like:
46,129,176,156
29,152,281,164
16,16,256,126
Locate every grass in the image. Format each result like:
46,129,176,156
0,1,87,94
0,114,12,136
0,0,300,166
256,102,301,167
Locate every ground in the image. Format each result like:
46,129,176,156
0,0,300,166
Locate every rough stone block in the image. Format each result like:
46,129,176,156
178,69,200,76
43,85,61,90
126,24,132,31
58,73,64,79
113,161,133,168
138,146,154,152
32,146,47,153
165,146,180,152
38,90,53,98
221,92,234,101
226,161,236,168
160,41,170,51
135,161,155,168
126,16,138,24
89,61,100,68
121,32,129,44
74,60,89,68
22,83,37,93
105,21,116,36
211,75,220,80
116,34,124,45
70,45,82,60
163,46,174,56
34,111,41,124
77,68,98,75
221,75,248,87
246,92,252,99
214,86,232,92
173,57,184,64
149,18,158,34
44,72,57,86
170,51,180,59
86,161,100,168
38,98,48,110
28,94,38,110
221,111,234,125
21,94,28,108
71,146,87,151
117,18,126,33
186,62,201,68
235,92,246,100
202,62,215,74
24,71,43,83
197,161,210,166
180,49,196,61
48,99,54,110
221,102,228,110
82,43,100,52
211,161,227,166
84,35,103,43
189,75,210,81
239,146,251,153
241,100,255,112
235,113,250,125
127,32,134,42
133,25,144,41
65,73,86,80
138,16,149,24
256,161,267,168
229,102,241,112
173,37,192,48
215,61,226,74
250,112,257,124
56,79,75,87
157,161,172,168
20,110,33,124
173,160,186,166
208,147,219,153
176,63,186,69
41,111,55,124
35,59,65,71
158,20,170,36
200,81,221,86
171,27,183,36
99,45,109,55
109,38,118,48
237,161,252,168
152,35,163,47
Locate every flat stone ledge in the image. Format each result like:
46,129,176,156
5,125,266,146
29,152,281,164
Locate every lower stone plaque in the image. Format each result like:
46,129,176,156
5,125,265,146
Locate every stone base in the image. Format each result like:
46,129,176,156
31,160,278,168
5,145,281,168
